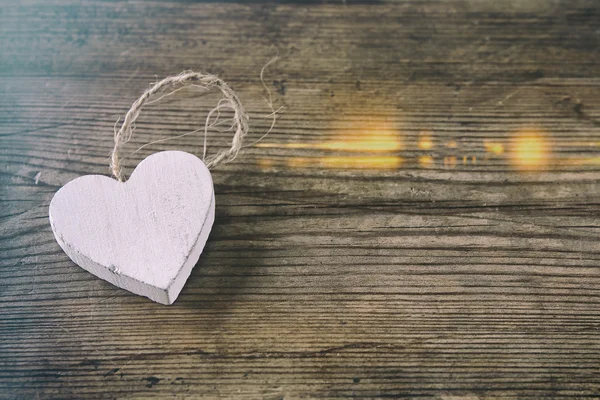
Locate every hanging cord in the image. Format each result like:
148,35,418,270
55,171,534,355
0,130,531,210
110,71,249,181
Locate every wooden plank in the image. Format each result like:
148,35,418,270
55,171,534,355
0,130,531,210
1,0,599,398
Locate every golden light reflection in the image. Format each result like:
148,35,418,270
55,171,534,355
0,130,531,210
255,116,597,172
461,156,477,165
257,117,403,170
484,141,505,155
444,156,457,169
321,136,403,152
419,155,435,168
509,129,551,171
257,158,275,169
286,157,312,168
560,157,600,166
418,131,434,150
561,141,600,147
256,134,403,152
287,156,403,170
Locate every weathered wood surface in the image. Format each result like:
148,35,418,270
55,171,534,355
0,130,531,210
1,1,599,398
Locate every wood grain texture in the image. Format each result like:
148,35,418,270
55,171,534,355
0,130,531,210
1,0,599,399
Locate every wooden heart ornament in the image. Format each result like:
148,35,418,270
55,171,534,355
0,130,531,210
49,151,215,305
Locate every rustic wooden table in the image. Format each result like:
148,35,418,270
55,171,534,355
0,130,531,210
2,1,600,399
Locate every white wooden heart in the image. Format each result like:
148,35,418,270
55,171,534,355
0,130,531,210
49,151,215,305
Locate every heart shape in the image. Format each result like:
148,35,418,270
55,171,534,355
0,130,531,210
49,151,215,305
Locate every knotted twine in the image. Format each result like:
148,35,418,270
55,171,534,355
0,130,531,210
110,71,250,181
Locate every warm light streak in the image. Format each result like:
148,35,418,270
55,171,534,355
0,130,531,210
510,130,551,171
287,156,403,170
258,117,403,170
444,156,457,169
418,131,434,150
255,120,591,173
286,157,311,168
256,134,403,153
560,157,600,166
257,158,275,168
322,156,403,169
484,141,505,155
419,155,435,168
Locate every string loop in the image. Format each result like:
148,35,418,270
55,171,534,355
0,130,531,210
110,71,249,181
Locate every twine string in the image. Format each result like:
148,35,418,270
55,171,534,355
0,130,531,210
110,71,250,181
